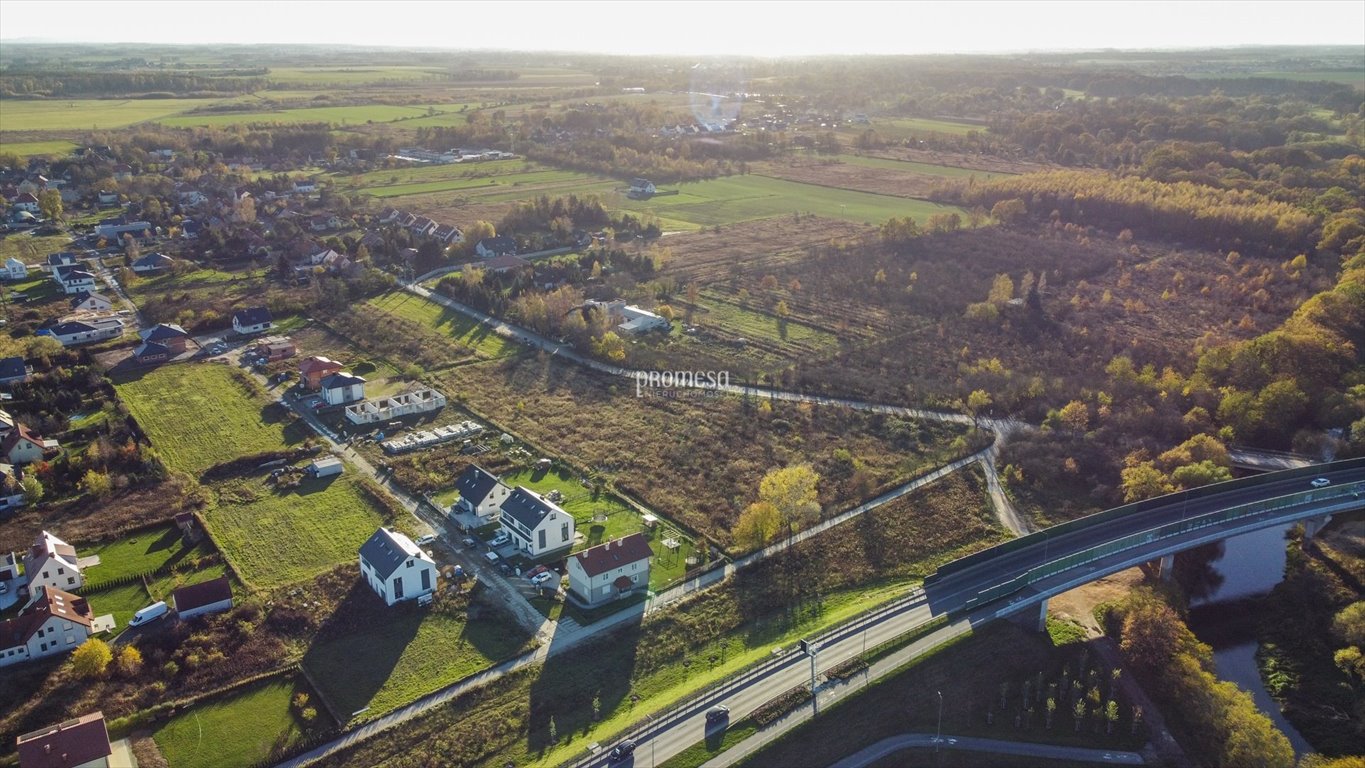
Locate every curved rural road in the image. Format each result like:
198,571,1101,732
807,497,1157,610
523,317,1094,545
828,733,1145,767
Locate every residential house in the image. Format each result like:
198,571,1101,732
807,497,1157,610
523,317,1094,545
131,252,174,273
293,180,317,195
451,464,510,524
138,323,190,353
68,292,114,314
180,219,202,239
252,337,296,362
567,533,653,607
38,318,123,346
484,253,531,273
171,576,233,620
319,372,366,406
0,357,32,386
11,192,40,214
628,178,657,198
231,307,273,336
344,388,446,425
475,236,517,258
132,341,170,365
52,266,97,295
97,190,119,205
1,464,25,511
307,216,331,233
16,712,112,768
433,224,463,245
0,586,93,668
408,216,438,237
358,527,437,606
0,409,14,436
23,532,83,592
299,356,344,390
44,253,81,273
2,423,58,465
618,305,670,334
2,257,28,280
397,212,418,229
377,208,403,225
94,220,151,241
498,486,575,559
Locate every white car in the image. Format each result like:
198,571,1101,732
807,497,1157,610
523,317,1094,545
531,571,556,586
1311,477,1331,488
415,534,437,546
489,532,511,547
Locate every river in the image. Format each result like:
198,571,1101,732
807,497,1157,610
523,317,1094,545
1182,523,1315,758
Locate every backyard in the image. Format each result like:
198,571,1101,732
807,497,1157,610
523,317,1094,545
151,678,313,768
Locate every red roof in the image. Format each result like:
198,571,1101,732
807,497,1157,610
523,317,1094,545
572,533,653,578
0,587,93,648
16,712,111,768
299,356,343,375
1,422,47,458
172,576,233,613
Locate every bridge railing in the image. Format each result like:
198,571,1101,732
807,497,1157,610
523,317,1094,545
962,481,1365,610
928,457,1365,586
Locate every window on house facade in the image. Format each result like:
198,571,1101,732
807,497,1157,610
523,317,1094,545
393,577,404,600
538,530,546,550
421,569,430,591
561,523,569,542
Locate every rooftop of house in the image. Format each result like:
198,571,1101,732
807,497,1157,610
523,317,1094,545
172,576,232,613
455,464,507,506
572,532,654,578
359,527,433,581
499,486,565,532
15,711,111,768
319,372,366,389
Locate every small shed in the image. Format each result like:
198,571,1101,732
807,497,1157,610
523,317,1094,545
310,457,344,478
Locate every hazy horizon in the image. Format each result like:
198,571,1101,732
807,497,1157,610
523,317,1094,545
1,0,1363,57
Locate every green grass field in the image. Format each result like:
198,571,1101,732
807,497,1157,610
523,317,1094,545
303,601,530,721
83,524,213,586
265,66,452,85
0,233,76,266
158,103,456,128
0,98,225,132
367,291,523,359
153,678,309,768
616,175,965,228
361,167,607,199
203,473,387,590
336,157,535,189
692,291,840,352
0,139,79,157
114,364,306,475
84,581,154,629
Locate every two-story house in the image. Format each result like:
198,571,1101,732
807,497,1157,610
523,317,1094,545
232,307,273,336
358,527,437,606
452,464,510,524
0,586,94,668
566,533,653,607
319,372,366,406
498,487,575,559
23,531,83,592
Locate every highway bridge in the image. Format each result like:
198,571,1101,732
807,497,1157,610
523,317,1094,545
570,458,1365,768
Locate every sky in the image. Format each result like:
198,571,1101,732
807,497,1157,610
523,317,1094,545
0,0,1363,56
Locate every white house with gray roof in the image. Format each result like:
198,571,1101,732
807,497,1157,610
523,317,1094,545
358,527,437,606
452,464,510,524
498,486,575,559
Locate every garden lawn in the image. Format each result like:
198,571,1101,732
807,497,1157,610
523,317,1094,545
113,363,305,475
82,524,214,587
615,175,964,227
367,291,522,359
303,601,531,720
152,679,307,768
83,581,153,630
202,474,388,590
0,139,79,157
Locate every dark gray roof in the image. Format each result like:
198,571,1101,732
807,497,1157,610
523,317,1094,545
139,323,188,342
477,236,516,254
0,357,27,380
456,464,505,506
359,527,422,580
233,306,272,326
319,372,366,389
132,252,173,267
135,341,170,359
500,486,562,532
46,252,80,267
54,265,94,281
46,320,98,335
69,291,109,309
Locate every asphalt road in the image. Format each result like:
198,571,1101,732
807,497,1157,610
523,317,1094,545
828,733,1145,767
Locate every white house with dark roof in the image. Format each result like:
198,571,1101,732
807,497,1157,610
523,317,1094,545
0,586,93,668
567,533,653,607
24,531,83,592
11,192,40,214
131,252,174,273
2,257,27,281
319,372,366,406
15,711,112,768
498,486,575,559
0,357,32,386
38,318,124,346
452,464,510,523
52,265,97,295
68,291,114,314
359,527,437,606
232,306,273,335
475,236,517,259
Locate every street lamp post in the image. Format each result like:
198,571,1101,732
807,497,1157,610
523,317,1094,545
935,690,944,752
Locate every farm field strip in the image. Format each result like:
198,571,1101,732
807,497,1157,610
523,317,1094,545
692,291,842,352
834,153,1015,178
0,98,226,132
0,139,80,157
157,103,455,128
859,116,987,137
366,291,524,359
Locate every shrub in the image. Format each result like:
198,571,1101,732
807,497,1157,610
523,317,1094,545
72,638,113,679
